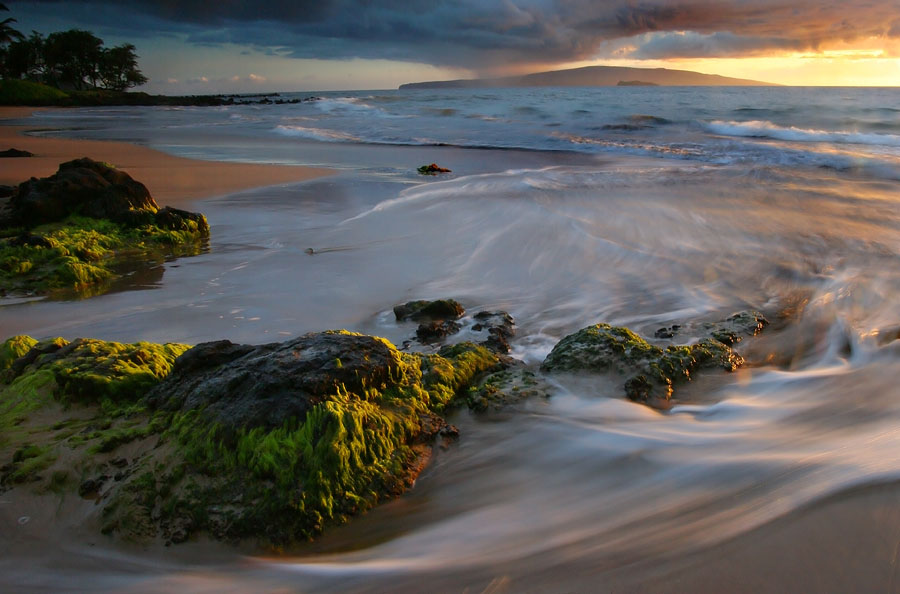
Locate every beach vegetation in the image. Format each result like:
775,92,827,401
2,26,146,91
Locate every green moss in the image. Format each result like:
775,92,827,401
0,214,207,297
5,443,56,484
0,368,57,446
19,338,192,404
0,330,500,547
541,323,743,403
0,335,38,370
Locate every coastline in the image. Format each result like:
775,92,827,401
0,94,898,593
0,107,334,208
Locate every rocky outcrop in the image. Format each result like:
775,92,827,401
0,148,33,158
0,330,501,547
8,158,158,228
541,322,745,404
4,158,210,236
0,158,209,297
147,332,407,431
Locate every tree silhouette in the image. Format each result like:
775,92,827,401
100,44,148,91
0,3,24,47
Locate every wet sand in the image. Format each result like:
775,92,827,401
1,106,898,593
0,107,333,207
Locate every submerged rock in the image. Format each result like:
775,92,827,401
471,311,516,354
654,311,768,345
467,367,552,412
541,323,743,404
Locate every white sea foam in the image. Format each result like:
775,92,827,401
706,119,900,147
273,124,360,142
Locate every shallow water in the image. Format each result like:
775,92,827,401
2,88,900,591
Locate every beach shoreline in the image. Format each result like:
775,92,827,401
0,94,899,593
0,107,334,208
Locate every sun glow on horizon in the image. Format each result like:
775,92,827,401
553,36,900,87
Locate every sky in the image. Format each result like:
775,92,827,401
6,0,900,93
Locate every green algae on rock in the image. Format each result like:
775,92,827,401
0,330,501,547
0,335,37,370
394,298,465,322
541,323,743,404
467,368,552,413
0,158,209,297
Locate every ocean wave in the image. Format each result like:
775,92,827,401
273,125,360,142
706,120,900,147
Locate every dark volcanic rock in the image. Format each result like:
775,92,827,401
653,311,768,345
394,299,465,322
9,157,159,227
153,206,210,235
472,311,516,353
146,331,406,430
0,148,34,158
416,320,462,343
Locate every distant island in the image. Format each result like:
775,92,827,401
400,65,774,89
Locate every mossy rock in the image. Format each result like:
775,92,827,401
467,368,551,412
3,336,190,405
393,299,465,322
1,159,210,297
0,330,501,547
0,335,37,370
541,323,743,403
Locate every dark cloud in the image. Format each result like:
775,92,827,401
8,0,899,69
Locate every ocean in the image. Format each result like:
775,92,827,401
2,86,900,591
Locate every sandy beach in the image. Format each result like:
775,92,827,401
1,97,899,593
0,107,333,207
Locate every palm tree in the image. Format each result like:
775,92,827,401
0,3,24,46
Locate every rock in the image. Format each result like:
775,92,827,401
541,323,743,404
8,158,159,228
78,477,106,498
2,330,502,547
467,368,552,412
417,163,451,175
654,325,680,339
147,331,408,431
0,185,15,198
472,311,516,353
653,311,767,345
0,148,33,158
707,311,768,345
416,320,462,343
394,299,465,322
153,206,210,236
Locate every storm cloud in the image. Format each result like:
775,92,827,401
8,0,900,69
